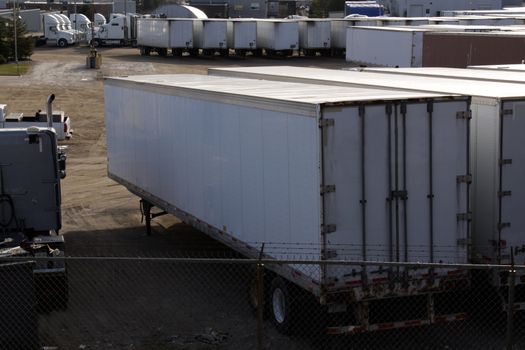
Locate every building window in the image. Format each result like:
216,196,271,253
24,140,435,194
250,2,260,10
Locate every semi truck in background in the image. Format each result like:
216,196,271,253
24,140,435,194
40,13,78,47
91,13,140,47
0,94,68,310
0,103,73,141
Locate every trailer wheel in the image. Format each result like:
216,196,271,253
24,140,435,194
57,39,67,48
158,48,168,57
92,39,100,48
139,47,150,56
270,277,297,334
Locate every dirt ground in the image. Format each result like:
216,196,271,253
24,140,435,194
0,47,352,349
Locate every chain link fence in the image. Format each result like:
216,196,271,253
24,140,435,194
1,254,525,349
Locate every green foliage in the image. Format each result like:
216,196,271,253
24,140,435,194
0,55,6,65
310,0,346,17
0,14,34,62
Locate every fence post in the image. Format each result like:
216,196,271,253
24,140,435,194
256,243,265,350
506,248,516,350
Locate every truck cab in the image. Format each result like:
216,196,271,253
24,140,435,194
70,13,92,41
43,14,76,47
93,13,137,46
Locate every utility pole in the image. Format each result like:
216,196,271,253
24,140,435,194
12,0,19,76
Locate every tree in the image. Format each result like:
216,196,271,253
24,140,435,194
0,15,33,62
310,0,345,18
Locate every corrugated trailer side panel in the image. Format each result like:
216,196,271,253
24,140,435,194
322,99,469,285
347,27,424,67
105,82,322,266
299,20,331,49
422,32,525,68
137,18,170,48
169,20,196,49
201,20,227,49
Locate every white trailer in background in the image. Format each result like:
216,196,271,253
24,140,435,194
469,63,525,72
169,19,202,56
330,18,381,56
137,18,171,56
256,19,299,56
194,19,228,56
105,73,471,335
346,26,427,67
227,19,258,56
365,66,525,84
297,19,331,56
208,66,525,309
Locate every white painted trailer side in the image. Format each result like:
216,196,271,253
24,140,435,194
256,20,299,51
105,74,470,297
169,19,201,49
196,19,227,49
330,19,381,53
346,27,425,67
208,66,525,269
227,20,257,49
136,18,170,48
298,20,331,49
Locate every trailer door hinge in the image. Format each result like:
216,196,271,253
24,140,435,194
456,175,472,184
457,212,472,221
322,224,337,235
499,159,513,165
322,249,338,259
456,110,472,119
321,185,336,194
498,191,512,198
319,119,334,128
502,109,513,116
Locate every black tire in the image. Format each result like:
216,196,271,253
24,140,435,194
93,39,100,48
57,38,67,48
157,48,168,57
139,46,150,56
270,277,297,334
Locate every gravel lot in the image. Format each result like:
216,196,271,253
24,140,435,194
0,47,351,349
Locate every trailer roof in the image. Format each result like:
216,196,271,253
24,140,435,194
105,74,453,117
363,67,525,84
208,66,525,99
469,63,525,71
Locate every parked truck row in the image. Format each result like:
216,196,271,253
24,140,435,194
136,14,525,58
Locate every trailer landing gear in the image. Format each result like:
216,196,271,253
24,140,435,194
140,200,167,235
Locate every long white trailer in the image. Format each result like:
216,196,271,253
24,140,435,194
105,74,471,334
208,66,525,273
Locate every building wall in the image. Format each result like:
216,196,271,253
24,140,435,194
189,0,309,18
381,0,504,17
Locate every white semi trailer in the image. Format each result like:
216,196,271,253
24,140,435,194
208,66,525,310
105,74,471,334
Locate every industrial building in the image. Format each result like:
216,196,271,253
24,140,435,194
379,0,511,17
188,0,310,18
